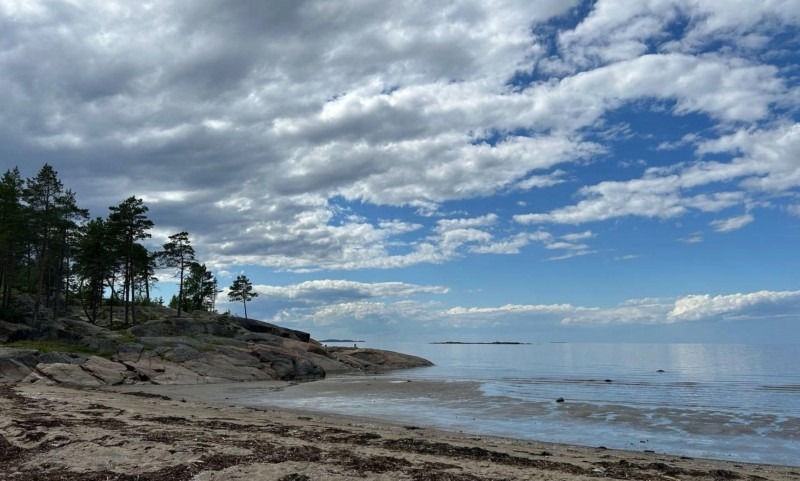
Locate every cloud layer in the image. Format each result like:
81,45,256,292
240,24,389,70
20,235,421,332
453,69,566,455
3,0,797,272
3,1,799,341
216,281,800,340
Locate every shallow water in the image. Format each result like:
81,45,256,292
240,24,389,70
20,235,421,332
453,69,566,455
245,343,800,466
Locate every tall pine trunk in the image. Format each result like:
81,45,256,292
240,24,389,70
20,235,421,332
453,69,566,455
107,278,116,330
32,240,48,325
130,265,137,325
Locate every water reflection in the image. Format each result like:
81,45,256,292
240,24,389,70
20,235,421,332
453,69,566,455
248,342,800,466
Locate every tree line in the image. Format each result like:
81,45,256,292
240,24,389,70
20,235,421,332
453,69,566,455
0,163,258,327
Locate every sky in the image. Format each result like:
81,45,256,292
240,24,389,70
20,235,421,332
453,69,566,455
2,0,799,343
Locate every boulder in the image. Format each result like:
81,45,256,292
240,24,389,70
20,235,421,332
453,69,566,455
0,348,40,381
329,351,370,371
237,332,286,347
250,345,325,380
182,355,274,383
224,315,311,342
78,336,118,356
39,352,87,365
210,348,263,368
0,321,35,342
159,345,203,363
303,352,353,374
0,348,40,368
114,343,144,362
0,358,34,381
27,363,105,387
82,356,134,385
333,348,434,371
122,358,203,385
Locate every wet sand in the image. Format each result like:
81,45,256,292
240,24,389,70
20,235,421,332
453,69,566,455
118,376,800,465
2,381,799,480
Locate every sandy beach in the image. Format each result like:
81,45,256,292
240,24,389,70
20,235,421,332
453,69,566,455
2,381,799,481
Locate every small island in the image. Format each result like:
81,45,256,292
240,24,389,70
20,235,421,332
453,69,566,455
430,341,531,345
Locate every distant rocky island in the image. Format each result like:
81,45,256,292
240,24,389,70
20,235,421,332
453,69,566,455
0,297,433,388
430,341,531,345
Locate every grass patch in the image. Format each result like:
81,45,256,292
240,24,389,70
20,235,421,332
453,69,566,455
6,340,114,359
117,332,136,344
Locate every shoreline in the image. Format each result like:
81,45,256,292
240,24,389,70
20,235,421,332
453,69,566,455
2,381,799,480
114,375,799,467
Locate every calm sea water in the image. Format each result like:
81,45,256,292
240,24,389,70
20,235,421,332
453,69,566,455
251,343,800,466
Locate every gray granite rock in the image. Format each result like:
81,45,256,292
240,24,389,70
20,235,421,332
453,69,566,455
39,352,87,365
114,343,144,362
161,345,204,363
250,345,324,380
28,363,105,387
82,356,135,385
0,321,35,343
0,348,39,380
122,358,203,385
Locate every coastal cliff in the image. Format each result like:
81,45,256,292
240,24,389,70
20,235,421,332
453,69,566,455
0,304,432,388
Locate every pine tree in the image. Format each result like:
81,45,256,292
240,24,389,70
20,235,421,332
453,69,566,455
160,231,195,317
183,262,217,312
107,196,153,325
73,217,114,324
228,274,258,320
0,167,26,310
131,245,158,306
51,189,89,322
22,164,86,323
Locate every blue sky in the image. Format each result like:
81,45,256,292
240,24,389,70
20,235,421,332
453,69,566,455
3,0,799,343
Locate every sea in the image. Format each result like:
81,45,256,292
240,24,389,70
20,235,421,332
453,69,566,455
239,342,800,466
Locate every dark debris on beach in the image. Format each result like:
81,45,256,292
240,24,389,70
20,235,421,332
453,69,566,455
0,383,792,481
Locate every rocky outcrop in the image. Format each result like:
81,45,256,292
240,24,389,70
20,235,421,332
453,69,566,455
0,321,35,343
25,363,106,387
0,348,39,380
82,356,136,385
0,313,433,388
329,348,434,372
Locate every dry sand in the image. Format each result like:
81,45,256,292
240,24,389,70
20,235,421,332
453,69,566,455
1,381,799,481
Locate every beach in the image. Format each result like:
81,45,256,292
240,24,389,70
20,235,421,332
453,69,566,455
2,381,798,481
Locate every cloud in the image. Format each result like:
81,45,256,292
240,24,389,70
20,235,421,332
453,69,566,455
217,279,448,327
679,232,704,244
668,290,800,322
515,170,567,190
561,230,595,241
435,214,499,232
548,0,800,72
710,213,754,232
250,280,449,303
247,282,800,334
514,123,800,226
218,283,800,341
2,0,798,276
545,250,595,261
